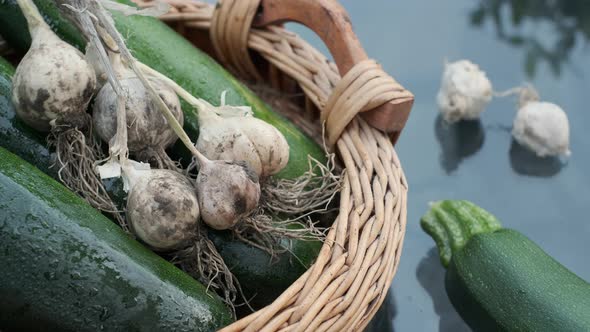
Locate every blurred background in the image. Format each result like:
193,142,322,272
287,0,590,330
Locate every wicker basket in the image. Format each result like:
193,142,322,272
139,0,412,330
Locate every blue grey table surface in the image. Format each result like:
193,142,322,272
288,0,590,331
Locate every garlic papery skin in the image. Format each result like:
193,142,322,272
436,60,493,123
196,108,289,177
512,101,571,157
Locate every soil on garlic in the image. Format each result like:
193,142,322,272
93,75,183,169
196,160,261,230
13,28,96,132
127,169,199,251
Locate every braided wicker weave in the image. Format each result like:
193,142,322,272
136,1,411,330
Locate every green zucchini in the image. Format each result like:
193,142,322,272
209,229,321,314
421,200,590,332
0,146,232,331
0,0,325,179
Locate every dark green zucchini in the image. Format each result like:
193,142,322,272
0,146,232,331
421,200,590,332
209,229,321,314
0,0,325,179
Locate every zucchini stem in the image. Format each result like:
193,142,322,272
420,200,502,267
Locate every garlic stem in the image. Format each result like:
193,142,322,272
82,2,209,167
16,0,49,31
493,84,540,109
62,2,130,161
137,62,220,121
134,67,208,162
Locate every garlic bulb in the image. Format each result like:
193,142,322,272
12,0,96,132
436,60,493,123
512,101,571,157
135,63,290,176
197,110,289,177
123,163,200,251
196,159,261,230
93,72,183,153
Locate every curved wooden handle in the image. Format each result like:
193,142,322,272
252,0,413,142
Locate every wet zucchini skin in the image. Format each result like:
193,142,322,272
0,147,232,332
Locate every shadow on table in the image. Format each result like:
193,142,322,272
435,115,485,175
509,139,565,177
470,0,590,78
364,289,397,332
416,248,471,332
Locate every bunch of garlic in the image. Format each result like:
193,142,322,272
137,63,290,177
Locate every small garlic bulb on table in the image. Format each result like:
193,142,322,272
437,60,493,123
512,101,571,157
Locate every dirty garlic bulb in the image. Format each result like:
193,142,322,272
196,104,289,177
12,0,96,132
512,101,571,157
93,73,183,150
196,159,261,230
92,55,183,167
436,59,493,123
123,162,200,251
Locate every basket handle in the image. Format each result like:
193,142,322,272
252,0,413,142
